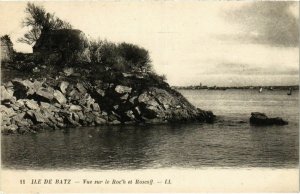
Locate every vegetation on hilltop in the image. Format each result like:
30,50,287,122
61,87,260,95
2,3,166,89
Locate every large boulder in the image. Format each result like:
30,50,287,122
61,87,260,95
34,88,54,102
26,110,45,123
137,87,212,122
0,105,16,118
58,81,69,94
53,90,67,105
33,29,91,63
1,86,13,102
250,112,288,126
25,99,39,110
115,85,132,94
11,79,33,98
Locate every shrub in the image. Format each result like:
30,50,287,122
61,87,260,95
90,40,118,66
118,42,152,73
89,40,152,73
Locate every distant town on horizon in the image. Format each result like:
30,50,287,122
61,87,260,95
172,84,299,90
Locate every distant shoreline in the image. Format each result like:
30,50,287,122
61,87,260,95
172,85,299,90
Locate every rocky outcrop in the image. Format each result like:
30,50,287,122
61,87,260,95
1,75,215,134
250,112,288,126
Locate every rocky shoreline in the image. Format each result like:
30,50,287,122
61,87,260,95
1,67,215,134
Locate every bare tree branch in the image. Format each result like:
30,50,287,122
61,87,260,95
19,2,72,45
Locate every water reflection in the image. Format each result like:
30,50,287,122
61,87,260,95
2,90,299,170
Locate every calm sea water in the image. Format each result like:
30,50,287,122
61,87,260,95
2,89,299,170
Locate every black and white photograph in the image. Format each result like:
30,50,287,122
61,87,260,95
0,1,299,192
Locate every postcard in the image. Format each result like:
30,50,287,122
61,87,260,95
0,1,299,193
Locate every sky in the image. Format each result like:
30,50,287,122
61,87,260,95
0,1,299,86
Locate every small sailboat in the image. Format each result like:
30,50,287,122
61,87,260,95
259,87,263,93
287,88,292,95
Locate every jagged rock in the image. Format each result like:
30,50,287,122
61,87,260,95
26,110,45,123
152,88,175,106
68,88,80,99
11,79,33,98
25,100,39,110
12,112,25,121
69,105,82,111
91,103,100,111
138,92,151,103
141,105,158,119
76,83,87,93
40,107,54,117
71,112,80,122
10,104,19,111
34,88,54,102
0,105,16,117
5,81,14,88
12,113,30,127
122,73,133,77
134,106,141,115
54,114,64,123
144,118,167,124
129,96,137,104
110,120,121,125
1,86,13,101
54,103,62,108
92,111,101,117
53,90,67,104
47,116,58,127
85,112,96,123
66,114,81,126
76,111,86,121
5,124,18,133
2,73,215,134
125,110,135,120
16,99,25,107
108,113,119,122
250,112,288,126
202,110,215,123
95,117,106,125
40,102,51,109
120,93,129,100
115,85,132,94
15,119,30,128
59,81,69,94
96,89,105,97
63,68,74,76
11,79,30,88
32,80,44,91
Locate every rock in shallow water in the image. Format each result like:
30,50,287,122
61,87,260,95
250,112,288,126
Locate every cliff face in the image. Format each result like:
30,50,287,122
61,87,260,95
1,68,215,134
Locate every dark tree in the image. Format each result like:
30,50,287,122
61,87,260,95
18,2,72,45
118,42,152,73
